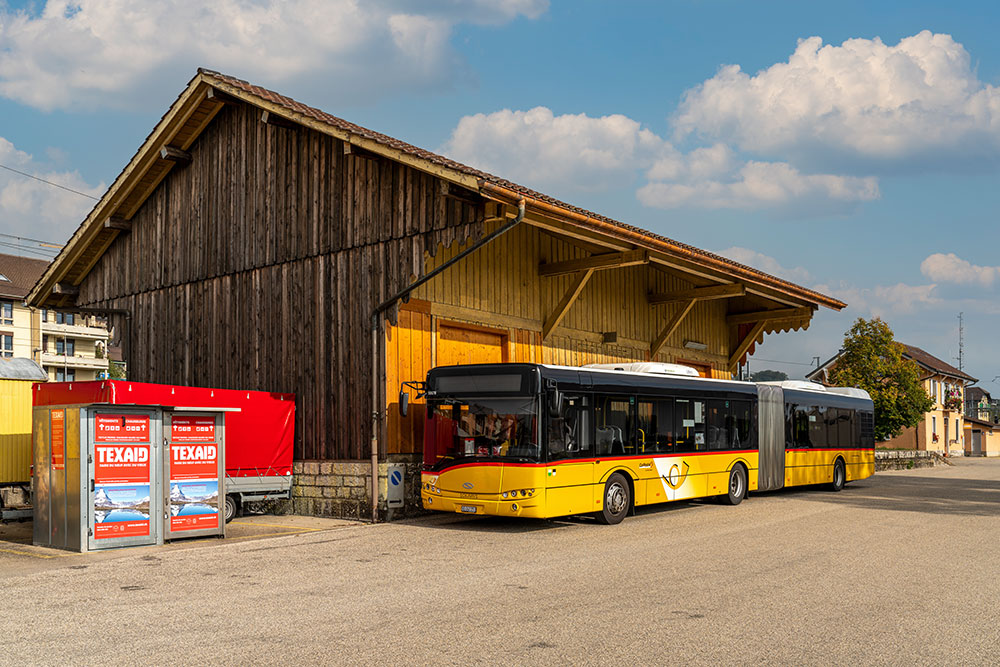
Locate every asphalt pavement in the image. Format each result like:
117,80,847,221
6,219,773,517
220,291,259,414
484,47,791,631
1,459,998,665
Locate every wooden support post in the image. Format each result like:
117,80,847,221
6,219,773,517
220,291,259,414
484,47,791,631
649,283,745,305
539,249,649,278
104,216,132,233
439,181,485,206
728,321,767,373
650,298,697,358
159,145,192,166
726,306,812,326
542,269,595,340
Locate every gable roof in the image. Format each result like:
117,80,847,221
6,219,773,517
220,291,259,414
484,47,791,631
806,342,977,384
28,69,846,319
0,252,49,300
899,343,976,383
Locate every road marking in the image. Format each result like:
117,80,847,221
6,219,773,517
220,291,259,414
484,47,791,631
0,546,71,559
231,521,324,531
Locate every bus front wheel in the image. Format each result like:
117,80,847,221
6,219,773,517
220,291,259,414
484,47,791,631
830,460,846,492
722,465,747,506
596,473,631,525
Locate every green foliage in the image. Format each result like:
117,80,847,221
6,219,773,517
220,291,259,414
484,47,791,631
750,369,788,382
107,361,127,380
828,317,934,441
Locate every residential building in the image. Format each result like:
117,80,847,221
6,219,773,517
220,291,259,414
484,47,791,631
807,343,976,455
28,70,848,519
965,386,999,424
0,251,109,382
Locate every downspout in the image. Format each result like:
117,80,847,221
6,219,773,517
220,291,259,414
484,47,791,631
368,199,526,523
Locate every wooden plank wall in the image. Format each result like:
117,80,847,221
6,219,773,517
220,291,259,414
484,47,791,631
78,102,482,461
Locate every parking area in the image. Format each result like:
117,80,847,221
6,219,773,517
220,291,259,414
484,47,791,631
1,459,998,664
0,513,358,578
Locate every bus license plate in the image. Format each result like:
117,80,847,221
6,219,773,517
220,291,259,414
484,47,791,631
459,505,478,514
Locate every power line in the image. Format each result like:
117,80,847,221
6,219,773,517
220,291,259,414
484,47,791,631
0,241,58,259
749,357,819,367
0,162,100,201
0,232,62,248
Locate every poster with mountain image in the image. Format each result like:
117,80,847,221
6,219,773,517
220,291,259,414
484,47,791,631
93,484,151,539
169,480,219,531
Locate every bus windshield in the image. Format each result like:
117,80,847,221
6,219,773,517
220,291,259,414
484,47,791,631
424,397,540,468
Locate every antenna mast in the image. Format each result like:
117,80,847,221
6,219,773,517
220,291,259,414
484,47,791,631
957,312,964,371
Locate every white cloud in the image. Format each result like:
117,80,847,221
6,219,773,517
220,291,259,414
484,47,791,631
639,158,879,213
442,107,879,213
920,252,1000,287
441,106,667,191
0,137,105,244
813,280,941,316
713,247,812,284
0,0,548,111
675,31,1000,170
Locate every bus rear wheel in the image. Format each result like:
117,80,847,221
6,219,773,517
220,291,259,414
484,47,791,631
722,465,747,506
596,473,631,525
830,460,846,492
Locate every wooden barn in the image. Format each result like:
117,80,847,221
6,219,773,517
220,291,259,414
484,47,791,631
28,69,845,519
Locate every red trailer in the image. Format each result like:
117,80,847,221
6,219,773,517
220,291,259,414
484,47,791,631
33,381,294,522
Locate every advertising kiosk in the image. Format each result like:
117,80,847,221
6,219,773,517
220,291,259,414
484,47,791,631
33,396,227,552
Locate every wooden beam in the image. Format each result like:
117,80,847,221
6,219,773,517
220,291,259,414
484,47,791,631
650,299,697,357
343,143,379,160
104,216,132,233
729,321,767,372
539,250,649,278
159,145,192,166
726,306,813,326
52,282,79,297
205,87,241,105
542,269,595,340
522,217,632,252
649,283,745,305
261,110,300,130
439,181,484,206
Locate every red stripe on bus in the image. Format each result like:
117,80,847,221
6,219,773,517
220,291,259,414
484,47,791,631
424,449,760,474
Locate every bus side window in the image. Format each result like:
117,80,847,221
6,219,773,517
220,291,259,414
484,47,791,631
793,405,810,447
809,405,826,448
636,399,674,453
706,399,728,450
595,396,631,456
675,399,705,452
549,395,592,460
731,400,752,449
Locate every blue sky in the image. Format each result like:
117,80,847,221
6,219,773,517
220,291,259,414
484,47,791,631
2,1,1000,385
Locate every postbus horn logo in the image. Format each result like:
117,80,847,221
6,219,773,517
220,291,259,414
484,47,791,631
462,482,474,490
662,461,690,490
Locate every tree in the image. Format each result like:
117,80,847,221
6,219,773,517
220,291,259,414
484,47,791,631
828,317,933,441
750,369,788,382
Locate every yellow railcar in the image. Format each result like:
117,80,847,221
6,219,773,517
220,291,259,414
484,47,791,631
410,363,874,524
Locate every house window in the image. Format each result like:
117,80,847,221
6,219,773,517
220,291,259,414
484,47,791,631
1,301,12,325
55,368,76,382
932,416,936,437
41,308,48,323
42,334,48,351
55,339,74,356
1,333,12,358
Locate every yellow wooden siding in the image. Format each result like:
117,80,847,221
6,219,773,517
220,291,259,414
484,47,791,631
412,222,730,367
0,379,35,484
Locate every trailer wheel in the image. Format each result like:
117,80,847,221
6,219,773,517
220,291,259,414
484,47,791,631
224,494,240,523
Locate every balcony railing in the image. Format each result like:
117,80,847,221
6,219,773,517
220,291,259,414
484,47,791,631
41,321,109,341
40,352,110,370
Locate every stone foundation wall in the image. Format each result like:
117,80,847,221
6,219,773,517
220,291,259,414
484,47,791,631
291,455,424,521
875,450,951,471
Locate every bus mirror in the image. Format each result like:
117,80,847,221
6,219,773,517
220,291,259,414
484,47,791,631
399,391,410,417
548,388,563,417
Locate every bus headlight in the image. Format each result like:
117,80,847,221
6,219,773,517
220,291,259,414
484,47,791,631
502,492,508,498
511,503,518,511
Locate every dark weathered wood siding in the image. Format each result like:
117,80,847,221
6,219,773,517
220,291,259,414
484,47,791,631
77,102,481,460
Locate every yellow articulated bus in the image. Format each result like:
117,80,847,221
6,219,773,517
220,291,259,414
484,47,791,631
406,362,874,525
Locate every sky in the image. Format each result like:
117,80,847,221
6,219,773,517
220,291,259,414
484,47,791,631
2,0,999,385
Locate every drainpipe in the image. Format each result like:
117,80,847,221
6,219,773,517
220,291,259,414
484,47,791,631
368,199,526,523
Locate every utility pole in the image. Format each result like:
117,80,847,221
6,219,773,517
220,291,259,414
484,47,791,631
957,312,964,372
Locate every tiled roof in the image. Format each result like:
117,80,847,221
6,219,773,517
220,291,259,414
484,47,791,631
200,69,844,310
900,343,977,383
0,252,49,300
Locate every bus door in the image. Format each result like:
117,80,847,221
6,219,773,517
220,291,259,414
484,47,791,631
544,396,596,517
